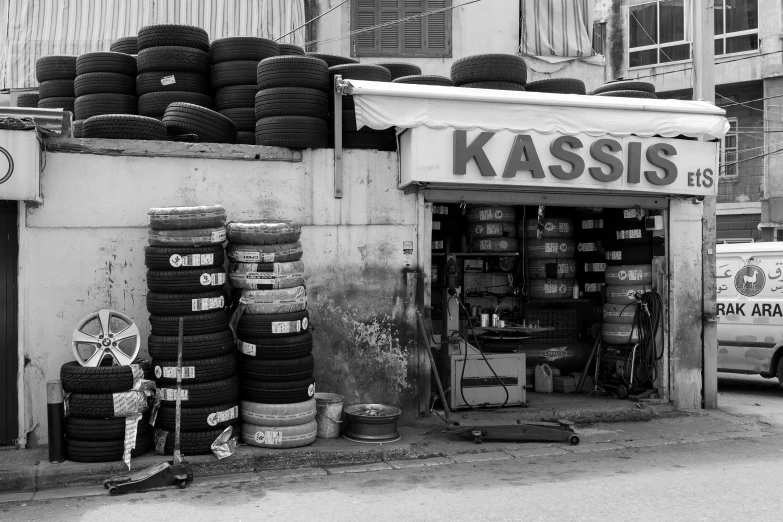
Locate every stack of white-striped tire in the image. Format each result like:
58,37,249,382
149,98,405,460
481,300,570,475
576,210,606,299
255,56,330,149
60,362,151,462
36,55,77,114
135,24,213,120
524,217,576,299
467,206,519,255
226,221,317,449
145,205,241,455
211,37,279,145
73,52,138,132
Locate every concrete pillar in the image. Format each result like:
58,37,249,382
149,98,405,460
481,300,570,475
605,0,628,81
761,76,783,241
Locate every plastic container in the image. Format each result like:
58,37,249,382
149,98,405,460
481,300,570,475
534,364,553,393
314,392,344,439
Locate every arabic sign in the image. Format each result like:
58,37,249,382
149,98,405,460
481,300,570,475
0,130,41,202
717,253,783,317
400,127,719,196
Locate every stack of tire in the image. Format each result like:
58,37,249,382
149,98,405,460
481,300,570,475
393,75,454,87
467,205,519,256
73,52,138,131
576,210,606,299
590,80,657,99
36,55,76,114
60,362,151,462
279,43,305,56
135,24,213,120
16,93,39,108
328,63,395,151
211,37,280,145
110,37,139,55
524,78,585,95
255,55,330,149
145,205,240,455
451,54,527,92
226,221,317,449
524,216,576,300
603,207,654,345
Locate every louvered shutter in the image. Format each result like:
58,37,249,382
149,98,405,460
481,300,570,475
352,0,451,56
426,0,447,54
355,0,378,54
381,0,401,53
403,0,424,53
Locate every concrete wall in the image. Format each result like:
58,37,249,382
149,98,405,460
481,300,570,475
761,76,783,238
20,140,420,446
717,214,762,242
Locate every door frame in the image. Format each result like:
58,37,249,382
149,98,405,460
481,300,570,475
0,200,18,446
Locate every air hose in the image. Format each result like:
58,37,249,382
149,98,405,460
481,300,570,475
629,290,664,386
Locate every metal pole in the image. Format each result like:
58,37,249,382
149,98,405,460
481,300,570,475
174,317,184,464
46,380,64,463
334,74,343,199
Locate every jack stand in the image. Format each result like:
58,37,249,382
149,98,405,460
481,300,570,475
445,419,579,445
103,317,194,495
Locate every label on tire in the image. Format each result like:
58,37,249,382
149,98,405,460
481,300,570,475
544,283,558,294
233,251,280,263
584,263,606,272
161,75,176,86
623,209,642,220
211,229,227,243
170,253,215,267
479,210,492,221
544,242,558,253
157,366,196,379
432,241,443,250
240,341,256,356
207,406,238,427
157,388,189,401
200,272,226,286
606,251,622,261
254,430,282,445
308,383,315,397
432,221,441,231
616,229,642,240
628,269,644,281
271,319,304,334
585,282,604,293
192,296,224,311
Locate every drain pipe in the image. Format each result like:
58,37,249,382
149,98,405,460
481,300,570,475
46,381,64,463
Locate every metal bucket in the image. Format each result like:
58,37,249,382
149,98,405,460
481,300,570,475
314,393,344,439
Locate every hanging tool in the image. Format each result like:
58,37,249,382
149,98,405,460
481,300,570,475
103,317,194,495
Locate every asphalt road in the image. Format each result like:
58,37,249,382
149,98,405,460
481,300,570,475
718,372,783,426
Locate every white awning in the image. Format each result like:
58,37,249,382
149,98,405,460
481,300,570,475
347,80,729,141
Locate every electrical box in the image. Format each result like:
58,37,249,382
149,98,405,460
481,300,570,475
437,350,526,409
645,215,664,231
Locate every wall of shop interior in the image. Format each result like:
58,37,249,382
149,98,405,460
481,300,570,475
19,141,419,446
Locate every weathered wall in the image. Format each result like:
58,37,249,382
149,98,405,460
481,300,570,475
717,214,762,242
21,141,419,446
761,75,783,238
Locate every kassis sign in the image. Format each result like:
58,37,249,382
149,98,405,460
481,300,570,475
399,127,719,197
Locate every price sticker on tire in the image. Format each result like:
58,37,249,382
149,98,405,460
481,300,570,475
192,296,224,311
255,430,282,445
240,341,257,356
207,406,238,427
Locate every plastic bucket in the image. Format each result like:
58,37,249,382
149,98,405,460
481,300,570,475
314,392,344,439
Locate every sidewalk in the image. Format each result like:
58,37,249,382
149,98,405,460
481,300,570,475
0,398,772,495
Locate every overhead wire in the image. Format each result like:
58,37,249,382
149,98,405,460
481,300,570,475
720,146,783,174
630,49,783,80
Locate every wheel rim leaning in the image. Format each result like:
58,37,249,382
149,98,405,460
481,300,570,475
71,309,140,367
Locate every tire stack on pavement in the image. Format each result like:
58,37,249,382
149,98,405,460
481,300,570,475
328,64,395,151
145,205,241,455
211,37,280,145
226,221,317,449
73,52,138,128
524,216,577,300
576,210,606,299
135,24,213,120
524,78,585,95
591,80,657,99
255,55,330,149
467,206,519,256
36,55,77,113
110,37,139,55
451,54,527,92
60,362,152,462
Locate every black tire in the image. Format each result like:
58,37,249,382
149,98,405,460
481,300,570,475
237,310,309,339
158,428,228,455
136,46,210,75
64,416,150,441
306,53,358,67
236,131,255,144
82,115,167,140
136,71,210,96
240,377,315,404
146,290,226,316
72,120,84,138
215,84,258,110
341,131,397,151
76,52,137,76
451,54,527,85
218,107,256,131
74,93,137,120
38,79,75,99
145,245,225,270
137,24,210,52
146,266,226,293
65,433,151,462
254,87,328,120
377,62,421,80
525,78,585,95
163,102,238,144
593,80,655,95
255,116,328,149
148,226,227,248
226,241,303,263
38,97,75,111
605,244,654,266
211,60,260,89
459,81,525,91
155,402,239,432
278,43,305,56
157,376,239,408
16,93,39,107
393,74,454,86
60,361,146,393
138,91,213,118
329,63,391,84
226,220,301,245
238,331,313,360
256,56,329,91
240,354,314,382
594,90,657,99
149,311,230,337
152,353,237,385
148,205,227,231
148,330,235,361
110,36,138,55
36,55,77,82
210,37,279,64
67,391,148,419
74,72,136,96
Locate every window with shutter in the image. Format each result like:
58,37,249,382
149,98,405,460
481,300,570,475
352,0,452,57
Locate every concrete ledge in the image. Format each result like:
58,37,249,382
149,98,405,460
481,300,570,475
0,467,37,493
